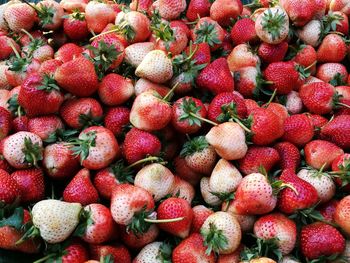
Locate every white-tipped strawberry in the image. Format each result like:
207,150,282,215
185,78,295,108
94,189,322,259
201,211,241,255
134,241,172,263
226,202,256,232
171,176,195,203
135,50,173,84
297,168,336,203
85,0,115,34
200,177,221,206
285,91,303,114
205,122,248,161
35,0,64,30
134,78,170,97
158,0,187,20
3,3,36,33
124,42,155,68
297,20,322,47
3,131,43,169
134,163,175,201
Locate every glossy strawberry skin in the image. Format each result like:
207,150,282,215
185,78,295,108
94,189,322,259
0,169,20,204
89,243,131,263
104,107,130,137
320,115,350,149
258,41,289,64
274,142,301,171
61,242,89,263
63,15,89,41
186,0,211,22
0,107,11,140
282,114,314,147
185,43,211,66
231,18,257,45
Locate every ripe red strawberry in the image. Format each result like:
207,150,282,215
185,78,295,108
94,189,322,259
277,169,319,214
282,114,314,147
234,66,260,98
292,44,317,69
0,107,11,140
300,222,345,260
12,116,29,133
85,0,115,34
174,156,203,185
210,0,242,27
186,0,211,22
331,153,350,190
254,213,297,255
196,58,234,94
329,0,350,15
280,0,317,26
123,128,161,164
318,199,339,222
192,17,225,51
157,197,193,239
63,168,99,205
28,115,64,141
89,243,131,263
63,10,89,41
39,59,62,75
59,98,103,130
238,146,280,175
334,195,350,235
306,113,328,131
274,142,301,171
104,107,130,137
231,18,257,45
316,63,348,84
43,142,80,180
172,233,215,263
158,0,187,20
98,73,134,106
185,43,211,66
11,168,44,203
5,57,41,87
228,44,260,72
320,115,350,149
0,169,20,204
121,224,158,250
336,85,350,100
69,126,119,170
304,140,344,169
54,43,83,63
191,205,214,233
0,36,20,60
258,41,289,64
3,3,36,32
55,57,99,97
317,34,347,62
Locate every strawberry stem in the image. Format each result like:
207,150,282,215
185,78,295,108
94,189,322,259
190,113,218,126
264,88,277,107
162,82,179,101
33,254,57,263
20,0,42,14
231,116,251,133
21,29,35,42
304,60,317,71
336,102,350,109
144,217,185,223
7,40,20,59
126,156,163,169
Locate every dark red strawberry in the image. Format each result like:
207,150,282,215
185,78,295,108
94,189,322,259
186,0,211,22
0,169,20,204
63,10,89,41
258,41,289,63
282,114,314,147
104,107,130,137
231,18,257,45
274,142,301,171
320,115,350,149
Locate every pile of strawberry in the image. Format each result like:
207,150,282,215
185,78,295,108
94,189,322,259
1,0,350,262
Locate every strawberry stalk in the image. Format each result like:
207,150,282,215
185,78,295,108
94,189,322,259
144,217,185,223
66,132,97,164
22,137,43,168
304,60,317,71
201,222,228,255
162,82,179,101
126,156,165,169
33,253,57,263
90,20,135,42
263,88,277,108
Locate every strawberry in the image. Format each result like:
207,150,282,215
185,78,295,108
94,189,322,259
318,199,339,222
238,146,280,175
12,116,29,133
158,0,187,20
258,41,288,64
280,0,317,26
172,233,215,263
0,65,10,90
335,85,350,100
231,18,257,45
255,7,289,44
186,0,211,22
233,172,277,215
201,211,241,254
39,59,62,75
196,58,234,94
201,177,221,206
104,107,130,137
0,169,20,204
282,114,314,147
18,73,64,117
217,245,243,263
135,50,173,84
334,195,350,235
329,0,350,15
291,44,317,70
274,142,300,171
134,78,170,97
54,43,83,63
227,44,260,72
68,126,119,170
331,153,350,190
63,168,99,205
3,131,43,169
0,107,11,140
277,169,319,214
210,0,243,27
85,0,115,34
11,168,44,204
130,0,153,13
28,115,64,141
35,0,64,30
171,176,195,203
317,33,347,63
55,57,99,97
98,73,134,106
5,56,41,87
316,63,348,84
134,163,175,201
124,42,155,68
121,223,159,250
134,242,172,263
174,156,203,185
254,213,297,255
63,10,89,41
60,98,103,130
123,128,161,164
300,222,345,260
191,205,214,233
89,244,131,263
43,142,80,180
3,3,36,33
205,122,248,160
304,140,344,169
0,36,20,60
185,42,211,66
234,66,260,98
320,115,350,149
156,197,193,238
192,17,225,51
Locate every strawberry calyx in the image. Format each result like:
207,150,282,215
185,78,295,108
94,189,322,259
320,11,344,40
151,12,175,49
20,0,55,27
333,92,350,110
261,8,287,41
64,9,85,21
7,94,25,117
72,208,94,237
180,136,209,157
44,129,78,144
37,74,60,92
285,40,307,60
78,111,104,130
329,73,347,87
67,131,97,164
22,137,43,167
108,159,134,184
201,222,228,255
0,207,24,231
210,192,235,210
240,236,282,262
194,21,222,47
20,29,46,58
156,242,172,263
6,40,32,73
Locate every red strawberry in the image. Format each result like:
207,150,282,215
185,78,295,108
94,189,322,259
60,98,103,130
231,18,257,45
306,113,328,131
320,115,350,149
121,225,158,250
228,44,260,72
174,156,203,185
28,115,64,141
63,168,99,205
280,0,317,26
186,0,211,22
60,242,89,263
196,58,234,94
172,233,215,263
254,213,297,255
210,0,243,27
0,169,20,204
317,34,347,63
318,199,339,222
277,169,319,214
98,73,134,106
0,36,20,60
274,142,301,171
300,222,345,260
54,57,99,97
334,195,350,236
0,107,11,140
234,66,260,98
158,0,187,20
54,43,83,63
185,42,211,66
39,59,62,75
282,114,314,147
192,17,225,51
12,116,29,133
11,168,44,203
89,243,131,263
43,142,80,180
63,11,89,41
238,146,280,175
316,63,348,84
5,57,41,88
85,1,115,34
258,41,289,64
123,128,161,164
104,107,130,137
304,140,344,169
292,44,317,69
191,205,214,233
3,3,36,32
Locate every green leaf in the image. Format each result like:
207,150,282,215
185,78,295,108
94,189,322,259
22,137,43,167
180,136,209,157
0,207,24,230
